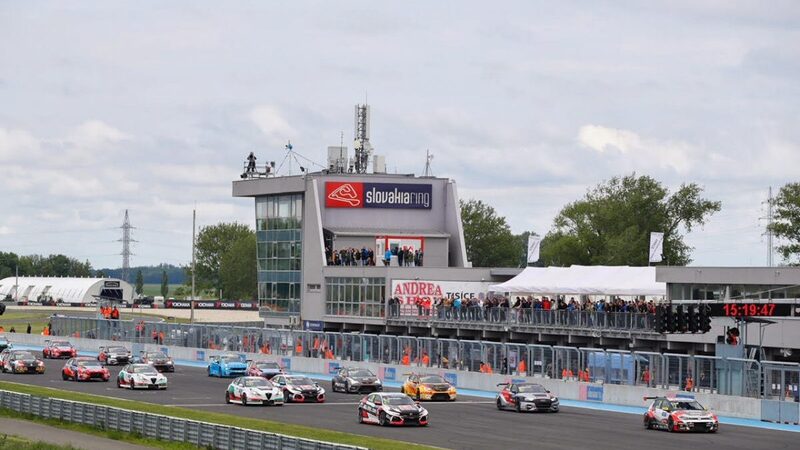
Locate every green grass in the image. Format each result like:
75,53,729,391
0,433,79,450
141,284,179,298
0,408,197,449
0,311,52,334
0,381,440,450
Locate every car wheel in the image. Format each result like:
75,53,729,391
283,390,290,403
345,381,351,393
242,394,248,406
644,416,652,429
515,400,522,413
116,378,122,388
416,390,421,401
668,417,675,432
358,408,364,424
379,411,387,426
62,371,68,381
225,392,231,404
207,367,212,377
496,398,503,410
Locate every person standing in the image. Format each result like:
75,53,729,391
26,323,31,334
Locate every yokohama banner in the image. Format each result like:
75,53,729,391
165,301,258,310
390,279,494,316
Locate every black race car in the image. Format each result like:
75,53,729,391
332,367,383,393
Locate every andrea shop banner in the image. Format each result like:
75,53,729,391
390,279,495,316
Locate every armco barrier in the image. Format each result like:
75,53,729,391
0,389,367,450
5,333,775,421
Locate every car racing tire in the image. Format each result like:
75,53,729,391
283,390,290,403
116,378,122,388
345,380,351,393
62,371,68,381
668,417,675,433
416,391,421,402
242,394,248,406
496,398,503,410
515,401,521,413
207,367,212,377
358,408,364,424
379,411,387,427
225,392,231,404
644,417,652,430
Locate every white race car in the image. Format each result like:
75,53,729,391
117,363,168,389
225,376,284,406
644,395,718,432
358,392,429,426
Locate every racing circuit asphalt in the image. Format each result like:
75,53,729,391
1,358,797,450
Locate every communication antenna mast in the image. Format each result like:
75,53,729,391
118,210,136,282
767,186,774,267
353,104,373,173
423,149,434,177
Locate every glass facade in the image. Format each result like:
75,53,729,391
256,194,303,315
670,283,800,301
325,277,385,318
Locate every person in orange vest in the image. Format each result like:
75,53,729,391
642,367,652,386
401,353,411,365
0,326,4,333
517,359,527,375
295,339,303,356
111,306,120,320
561,368,568,379
325,347,334,360
567,369,574,379
158,331,165,344
685,376,694,392
421,352,430,367
312,336,320,357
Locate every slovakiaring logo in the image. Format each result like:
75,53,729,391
325,182,432,209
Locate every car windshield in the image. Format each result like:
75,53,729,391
0,338,8,343
52,341,70,347
243,378,272,388
150,353,167,359
518,384,547,393
420,375,446,384
131,365,158,374
14,352,34,359
76,360,101,368
351,370,374,378
108,347,127,353
669,400,705,411
288,377,313,385
383,396,415,406
257,362,279,370
220,355,241,362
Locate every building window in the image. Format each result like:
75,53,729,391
255,194,303,315
325,277,385,318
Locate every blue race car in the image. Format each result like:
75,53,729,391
207,353,248,377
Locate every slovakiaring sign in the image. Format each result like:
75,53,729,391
390,279,495,316
325,182,432,209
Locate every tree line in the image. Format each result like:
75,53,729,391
0,253,92,279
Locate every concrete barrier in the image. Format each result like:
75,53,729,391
6,334,764,420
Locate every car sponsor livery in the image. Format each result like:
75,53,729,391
332,367,383,394
0,350,45,374
401,373,457,401
325,182,432,209
62,357,110,382
643,395,718,433
272,374,326,403
496,382,559,413
225,376,284,406
43,340,77,359
358,393,428,427
117,364,168,389
246,360,283,379
208,354,248,378
98,346,131,365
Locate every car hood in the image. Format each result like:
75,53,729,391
675,410,714,419
352,377,380,383
422,383,451,391
289,383,320,390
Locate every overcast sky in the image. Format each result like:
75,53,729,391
1,1,798,269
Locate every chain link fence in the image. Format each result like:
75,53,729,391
49,316,773,398
0,389,367,450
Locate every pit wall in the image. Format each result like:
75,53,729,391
10,334,761,420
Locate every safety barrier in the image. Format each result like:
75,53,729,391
0,389,366,450
45,316,776,398
387,305,657,332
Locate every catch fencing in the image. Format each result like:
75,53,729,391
47,317,774,398
388,305,658,332
0,389,366,450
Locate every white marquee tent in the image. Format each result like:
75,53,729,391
488,265,666,296
0,277,133,304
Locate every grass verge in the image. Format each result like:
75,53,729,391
0,408,195,449
0,433,79,450
0,381,441,450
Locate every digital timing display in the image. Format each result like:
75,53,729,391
707,303,793,317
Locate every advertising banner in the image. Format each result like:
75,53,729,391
325,182,432,209
390,279,495,316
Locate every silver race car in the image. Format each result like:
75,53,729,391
358,392,429,426
495,382,559,413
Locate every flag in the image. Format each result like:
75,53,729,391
649,232,664,263
527,235,541,264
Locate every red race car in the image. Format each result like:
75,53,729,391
62,357,110,382
643,395,718,433
43,340,77,359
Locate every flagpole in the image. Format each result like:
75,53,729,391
191,208,196,324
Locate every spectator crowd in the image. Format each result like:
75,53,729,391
326,245,424,267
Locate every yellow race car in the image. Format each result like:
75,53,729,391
401,373,457,401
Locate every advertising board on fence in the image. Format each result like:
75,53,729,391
390,280,495,316
164,301,258,310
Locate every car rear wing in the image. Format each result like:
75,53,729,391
497,382,510,387
643,396,660,401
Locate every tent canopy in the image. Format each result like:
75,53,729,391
488,265,665,296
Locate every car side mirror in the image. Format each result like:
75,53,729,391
374,401,382,406
546,390,550,393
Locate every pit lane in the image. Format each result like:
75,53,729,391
1,358,796,450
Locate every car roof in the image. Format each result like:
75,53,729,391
377,393,408,398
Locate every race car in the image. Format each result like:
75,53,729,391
97,345,131,365
0,336,11,352
358,392,429,426
42,340,77,359
495,382,559,413
332,367,383,394
246,360,283,379
62,357,110,382
401,373,457,401
643,395,718,433
207,354,248,378
272,374,326,403
0,350,45,374
134,351,174,372
225,376,285,406
117,363,168,389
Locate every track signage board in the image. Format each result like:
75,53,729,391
325,182,432,209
